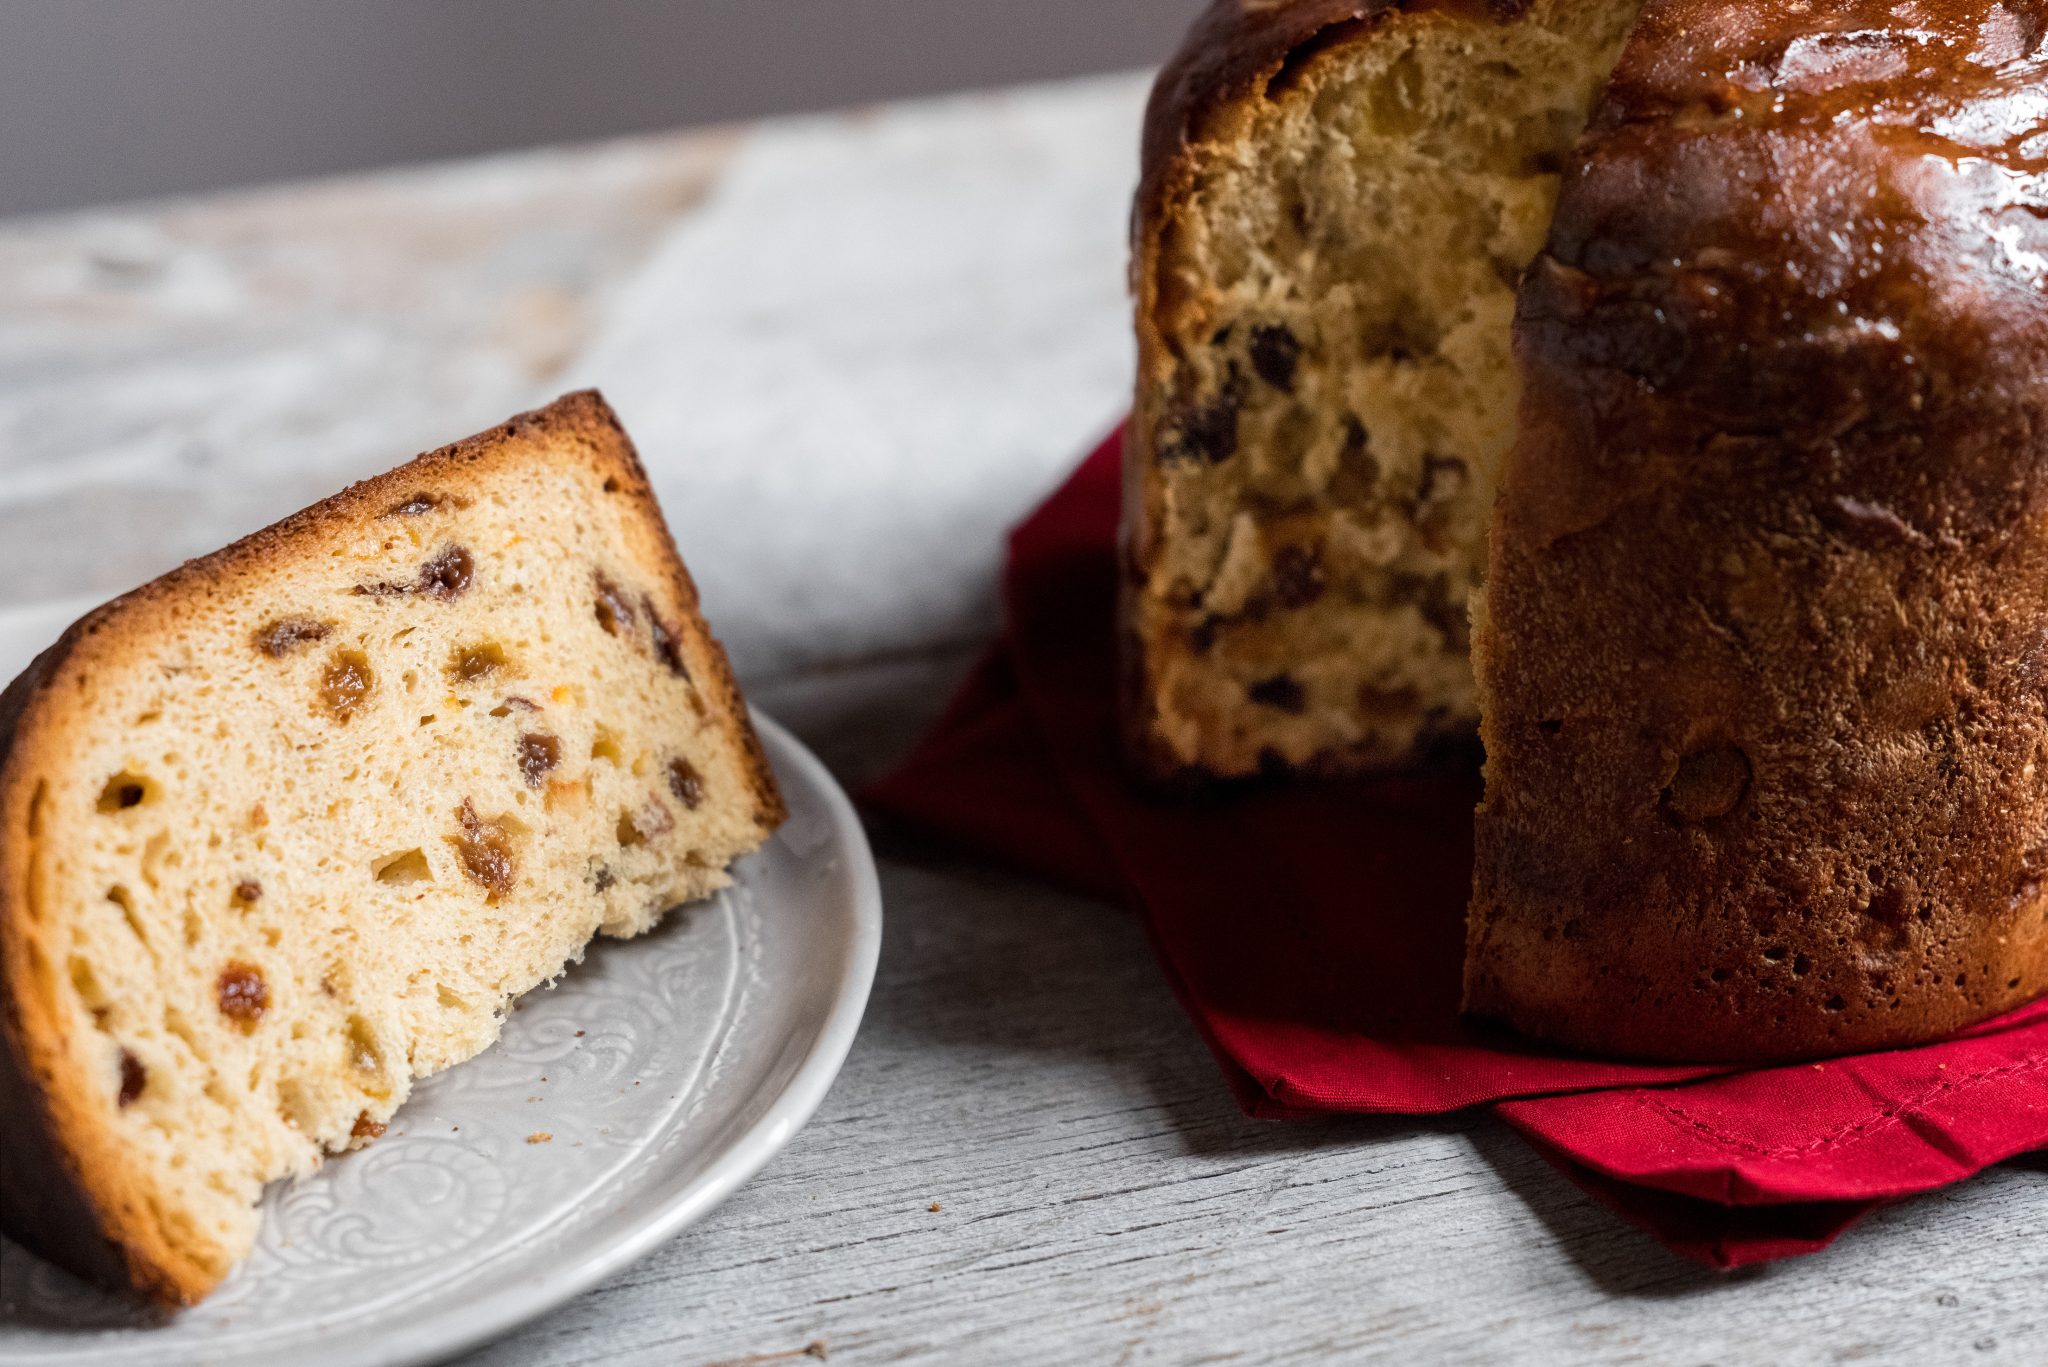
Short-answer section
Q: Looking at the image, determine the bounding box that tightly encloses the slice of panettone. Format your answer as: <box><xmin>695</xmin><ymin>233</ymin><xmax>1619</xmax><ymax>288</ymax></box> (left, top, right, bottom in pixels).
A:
<box><xmin>0</xmin><ymin>391</ymin><xmax>785</xmax><ymax>1304</ymax></box>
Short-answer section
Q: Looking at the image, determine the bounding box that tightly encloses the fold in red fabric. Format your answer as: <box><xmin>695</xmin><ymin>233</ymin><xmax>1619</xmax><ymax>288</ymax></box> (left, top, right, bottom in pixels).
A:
<box><xmin>865</xmin><ymin>426</ymin><xmax>2048</xmax><ymax>1268</ymax></box>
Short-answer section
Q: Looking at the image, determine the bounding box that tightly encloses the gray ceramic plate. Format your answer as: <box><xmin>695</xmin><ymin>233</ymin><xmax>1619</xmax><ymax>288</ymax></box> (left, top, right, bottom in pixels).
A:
<box><xmin>0</xmin><ymin>598</ymin><xmax>881</xmax><ymax>1367</ymax></box>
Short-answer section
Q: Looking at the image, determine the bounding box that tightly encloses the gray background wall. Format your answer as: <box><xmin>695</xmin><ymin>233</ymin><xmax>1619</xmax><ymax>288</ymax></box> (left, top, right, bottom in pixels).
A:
<box><xmin>0</xmin><ymin>0</ymin><xmax>1208</xmax><ymax>219</ymax></box>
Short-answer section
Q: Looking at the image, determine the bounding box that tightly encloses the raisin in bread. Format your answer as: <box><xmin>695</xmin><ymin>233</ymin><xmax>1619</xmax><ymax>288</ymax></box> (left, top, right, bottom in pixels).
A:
<box><xmin>1127</xmin><ymin>0</ymin><xmax>2048</xmax><ymax>1059</ymax></box>
<box><xmin>0</xmin><ymin>391</ymin><xmax>785</xmax><ymax>1303</ymax></box>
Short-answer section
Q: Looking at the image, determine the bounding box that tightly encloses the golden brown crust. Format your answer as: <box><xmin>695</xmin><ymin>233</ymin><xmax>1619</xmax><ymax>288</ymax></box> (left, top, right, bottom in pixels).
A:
<box><xmin>0</xmin><ymin>635</ymin><xmax>205</xmax><ymax>1303</ymax></box>
<box><xmin>1134</xmin><ymin>1</ymin><xmax>1398</xmax><ymax>232</ymax></box>
<box><xmin>1467</xmin><ymin>0</ymin><xmax>2048</xmax><ymax>1060</ymax></box>
<box><xmin>0</xmin><ymin>391</ymin><xmax>785</xmax><ymax>1301</ymax></box>
<box><xmin>1133</xmin><ymin>0</ymin><xmax>1541</xmax><ymax>220</ymax></box>
<box><xmin>606</xmin><ymin>422</ymin><xmax>789</xmax><ymax>839</ymax></box>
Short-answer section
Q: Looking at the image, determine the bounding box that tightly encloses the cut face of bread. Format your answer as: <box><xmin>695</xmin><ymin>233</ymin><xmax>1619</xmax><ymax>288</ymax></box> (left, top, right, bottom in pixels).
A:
<box><xmin>1126</xmin><ymin>0</ymin><xmax>1642</xmax><ymax>779</ymax></box>
<box><xmin>0</xmin><ymin>392</ymin><xmax>785</xmax><ymax>1303</ymax></box>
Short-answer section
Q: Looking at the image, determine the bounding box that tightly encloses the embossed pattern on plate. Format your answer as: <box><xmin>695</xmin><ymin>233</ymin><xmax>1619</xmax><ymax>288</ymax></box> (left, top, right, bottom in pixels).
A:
<box><xmin>0</xmin><ymin>696</ymin><xmax>881</xmax><ymax>1367</ymax></box>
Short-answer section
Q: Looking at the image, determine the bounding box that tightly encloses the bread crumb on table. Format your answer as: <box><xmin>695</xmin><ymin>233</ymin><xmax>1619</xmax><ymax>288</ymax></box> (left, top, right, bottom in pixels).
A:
<box><xmin>527</xmin><ymin>1132</ymin><xmax>553</xmax><ymax>1145</ymax></box>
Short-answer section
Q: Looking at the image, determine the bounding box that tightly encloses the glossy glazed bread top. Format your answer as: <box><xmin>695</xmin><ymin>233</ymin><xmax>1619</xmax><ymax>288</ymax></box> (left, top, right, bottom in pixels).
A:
<box><xmin>1467</xmin><ymin>0</ymin><xmax>2048</xmax><ymax>1058</ymax></box>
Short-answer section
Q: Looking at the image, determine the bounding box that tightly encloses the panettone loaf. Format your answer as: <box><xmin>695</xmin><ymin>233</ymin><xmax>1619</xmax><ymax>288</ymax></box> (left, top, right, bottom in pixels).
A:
<box><xmin>1467</xmin><ymin>0</ymin><xmax>2048</xmax><ymax>1059</ymax></box>
<box><xmin>1127</xmin><ymin>0</ymin><xmax>2048</xmax><ymax>1060</ymax></box>
<box><xmin>0</xmin><ymin>391</ymin><xmax>786</xmax><ymax>1303</ymax></box>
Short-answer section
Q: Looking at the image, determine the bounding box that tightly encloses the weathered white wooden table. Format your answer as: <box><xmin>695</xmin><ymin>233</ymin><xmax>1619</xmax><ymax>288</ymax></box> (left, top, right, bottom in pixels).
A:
<box><xmin>1</xmin><ymin>74</ymin><xmax>2041</xmax><ymax>1367</ymax></box>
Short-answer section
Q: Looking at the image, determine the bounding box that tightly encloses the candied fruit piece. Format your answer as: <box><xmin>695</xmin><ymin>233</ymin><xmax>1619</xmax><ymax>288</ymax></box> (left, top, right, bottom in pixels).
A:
<box><xmin>450</xmin><ymin>642</ymin><xmax>509</xmax><ymax>683</ymax></box>
<box><xmin>118</xmin><ymin>1049</ymin><xmax>147</xmax><ymax>1107</ymax></box>
<box><xmin>451</xmin><ymin>799</ymin><xmax>517</xmax><ymax>899</ymax></box>
<box><xmin>322</xmin><ymin>650</ymin><xmax>374</xmax><ymax>722</ymax></box>
<box><xmin>1162</xmin><ymin>377</ymin><xmax>1245</xmax><ymax>465</ymax></box>
<box><xmin>594</xmin><ymin>572</ymin><xmax>636</xmax><ymax>637</ymax></box>
<box><xmin>385</xmin><ymin>492</ymin><xmax>445</xmax><ymax>517</ymax></box>
<box><xmin>255</xmin><ymin>618</ymin><xmax>332</xmax><ymax>657</ymax></box>
<box><xmin>667</xmin><ymin>758</ymin><xmax>705</xmax><ymax>810</ymax></box>
<box><xmin>617</xmin><ymin>800</ymin><xmax>674</xmax><ymax>847</ymax></box>
<box><xmin>355</xmin><ymin>544</ymin><xmax>474</xmax><ymax>600</ymax></box>
<box><xmin>217</xmin><ymin>962</ymin><xmax>269</xmax><ymax>1027</ymax></box>
<box><xmin>644</xmin><ymin>597</ymin><xmax>691</xmax><ymax>678</ymax></box>
<box><xmin>518</xmin><ymin>733</ymin><xmax>561</xmax><ymax>789</ymax></box>
<box><xmin>418</xmin><ymin>545</ymin><xmax>474</xmax><ymax>600</ymax></box>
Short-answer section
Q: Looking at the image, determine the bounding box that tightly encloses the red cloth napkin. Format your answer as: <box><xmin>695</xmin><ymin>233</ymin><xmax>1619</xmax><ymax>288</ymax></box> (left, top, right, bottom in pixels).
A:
<box><xmin>865</xmin><ymin>426</ymin><xmax>2048</xmax><ymax>1269</ymax></box>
